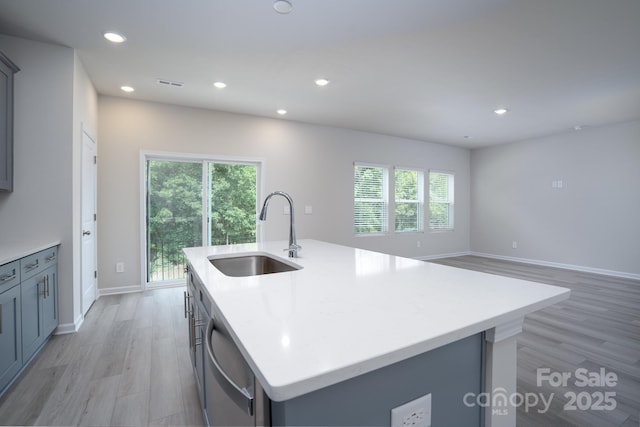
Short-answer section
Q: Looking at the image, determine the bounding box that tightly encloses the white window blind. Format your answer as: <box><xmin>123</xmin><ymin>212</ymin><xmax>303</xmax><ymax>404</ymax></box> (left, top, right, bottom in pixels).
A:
<box><xmin>395</xmin><ymin>168</ymin><xmax>424</xmax><ymax>233</ymax></box>
<box><xmin>429</xmin><ymin>171</ymin><xmax>454</xmax><ymax>230</ymax></box>
<box><xmin>354</xmin><ymin>164</ymin><xmax>389</xmax><ymax>234</ymax></box>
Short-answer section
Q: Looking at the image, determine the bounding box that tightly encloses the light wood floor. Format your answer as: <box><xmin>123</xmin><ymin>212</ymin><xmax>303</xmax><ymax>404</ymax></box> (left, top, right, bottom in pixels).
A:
<box><xmin>431</xmin><ymin>255</ymin><xmax>640</xmax><ymax>427</ymax></box>
<box><xmin>0</xmin><ymin>286</ymin><xmax>205</xmax><ymax>427</ymax></box>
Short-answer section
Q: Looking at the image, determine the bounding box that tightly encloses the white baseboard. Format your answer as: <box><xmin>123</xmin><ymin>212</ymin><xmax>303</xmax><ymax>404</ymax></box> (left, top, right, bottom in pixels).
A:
<box><xmin>55</xmin><ymin>313</ymin><xmax>84</xmax><ymax>335</ymax></box>
<box><xmin>415</xmin><ymin>251</ymin><xmax>471</xmax><ymax>261</ymax></box>
<box><xmin>98</xmin><ymin>284</ymin><xmax>144</xmax><ymax>296</ymax></box>
<box><xmin>470</xmin><ymin>252</ymin><xmax>640</xmax><ymax>281</ymax></box>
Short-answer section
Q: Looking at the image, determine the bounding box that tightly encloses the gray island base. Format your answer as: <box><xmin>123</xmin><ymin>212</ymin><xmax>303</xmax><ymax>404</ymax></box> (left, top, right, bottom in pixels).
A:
<box><xmin>271</xmin><ymin>333</ymin><xmax>482</xmax><ymax>426</ymax></box>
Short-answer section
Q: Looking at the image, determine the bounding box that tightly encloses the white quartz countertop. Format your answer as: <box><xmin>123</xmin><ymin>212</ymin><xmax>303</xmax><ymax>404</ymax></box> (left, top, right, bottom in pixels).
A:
<box><xmin>184</xmin><ymin>239</ymin><xmax>570</xmax><ymax>402</ymax></box>
<box><xmin>0</xmin><ymin>241</ymin><xmax>61</xmax><ymax>266</ymax></box>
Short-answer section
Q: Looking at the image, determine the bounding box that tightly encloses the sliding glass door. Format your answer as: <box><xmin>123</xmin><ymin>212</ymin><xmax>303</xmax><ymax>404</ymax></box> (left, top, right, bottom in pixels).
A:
<box><xmin>145</xmin><ymin>155</ymin><xmax>259</xmax><ymax>285</ymax></box>
<box><xmin>208</xmin><ymin>163</ymin><xmax>257</xmax><ymax>246</ymax></box>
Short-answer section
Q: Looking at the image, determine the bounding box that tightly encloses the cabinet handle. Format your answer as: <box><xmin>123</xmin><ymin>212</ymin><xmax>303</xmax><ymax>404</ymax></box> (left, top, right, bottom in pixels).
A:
<box><xmin>0</xmin><ymin>273</ymin><xmax>16</xmax><ymax>282</ymax></box>
<box><xmin>187</xmin><ymin>314</ymin><xmax>192</xmax><ymax>349</ymax></box>
<box><xmin>183</xmin><ymin>291</ymin><xmax>193</xmax><ymax>318</ymax></box>
<box><xmin>190</xmin><ymin>314</ymin><xmax>205</xmax><ymax>352</ymax></box>
<box><xmin>25</xmin><ymin>262</ymin><xmax>39</xmax><ymax>270</ymax></box>
<box><xmin>46</xmin><ymin>254</ymin><xmax>56</xmax><ymax>262</ymax></box>
<box><xmin>190</xmin><ymin>314</ymin><xmax>196</xmax><ymax>352</ymax></box>
<box><xmin>46</xmin><ymin>275</ymin><xmax>50</xmax><ymax>298</ymax></box>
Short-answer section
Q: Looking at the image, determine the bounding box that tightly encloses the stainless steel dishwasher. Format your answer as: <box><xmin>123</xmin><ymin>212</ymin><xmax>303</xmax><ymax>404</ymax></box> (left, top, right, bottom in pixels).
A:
<box><xmin>205</xmin><ymin>314</ymin><xmax>270</xmax><ymax>426</ymax></box>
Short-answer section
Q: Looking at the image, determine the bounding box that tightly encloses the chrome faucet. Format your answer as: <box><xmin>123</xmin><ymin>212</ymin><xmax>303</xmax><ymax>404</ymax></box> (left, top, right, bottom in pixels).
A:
<box><xmin>259</xmin><ymin>191</ymin><xmax>301</xmax><ymax>258</ymax></box>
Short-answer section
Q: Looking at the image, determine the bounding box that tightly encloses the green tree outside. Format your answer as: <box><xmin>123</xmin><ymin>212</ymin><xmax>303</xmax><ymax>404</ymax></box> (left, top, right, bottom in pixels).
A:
<box><xmin>209</xmin><ymin>163</ymin><xmax>257</xmax><ymax>245</ymax></box>
<box><xmin>147</xmin><ymin>160</ymin><xmax>257</xmax><ymax>282</ymax></box>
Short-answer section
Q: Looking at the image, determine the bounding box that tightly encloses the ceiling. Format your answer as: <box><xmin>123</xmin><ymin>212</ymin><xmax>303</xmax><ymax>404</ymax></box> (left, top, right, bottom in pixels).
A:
<box><xmin>1</xmin><ymin>0</ymin><xmax>639</xmax><ymax>148</ymax></box>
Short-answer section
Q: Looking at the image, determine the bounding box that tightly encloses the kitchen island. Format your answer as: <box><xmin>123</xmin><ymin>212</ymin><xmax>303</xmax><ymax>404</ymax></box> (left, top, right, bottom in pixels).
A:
<box><xmin>184</xmin><ymin>239</ymin><xmax>570</xmax><ymax>426</ymax></box>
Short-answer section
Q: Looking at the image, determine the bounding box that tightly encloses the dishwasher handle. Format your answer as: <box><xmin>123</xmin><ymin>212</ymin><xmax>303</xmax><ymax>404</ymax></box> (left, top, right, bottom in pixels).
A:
<box><xmin>206</xmin><ymin>317</ymin><xmax>254</xmax><ymax>416</ymax></box>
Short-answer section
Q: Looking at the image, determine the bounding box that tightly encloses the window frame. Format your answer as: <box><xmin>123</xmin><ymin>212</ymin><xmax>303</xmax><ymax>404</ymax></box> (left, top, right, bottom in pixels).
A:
<box><xmin>394</xmin><ymin>167</ymin><xmax>425</xmax><ymax>233</ymax></box>
<box><xmin>428</xmin><ymin>170</ymin><xmax>455</xmax><ymax>231</ymax></box>
<box><xmin>353</xmin><ymin>162</ymin><xmax>390</xmax><ymax>236</ymax></box>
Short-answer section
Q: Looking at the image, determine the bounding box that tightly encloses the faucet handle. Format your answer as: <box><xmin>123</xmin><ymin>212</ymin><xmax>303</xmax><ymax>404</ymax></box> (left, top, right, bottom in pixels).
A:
<box><xmin>284</xmin><ymin>244</ymin><xmax>302</xmax><ymax>258</ymax></box>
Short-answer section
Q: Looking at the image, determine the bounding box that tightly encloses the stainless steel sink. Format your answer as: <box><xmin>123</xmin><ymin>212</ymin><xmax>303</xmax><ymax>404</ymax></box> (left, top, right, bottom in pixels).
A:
<box><xmin>209</xmin><ymin>254</ymin><xmax>301</xmax><ymax>277</ymax></box>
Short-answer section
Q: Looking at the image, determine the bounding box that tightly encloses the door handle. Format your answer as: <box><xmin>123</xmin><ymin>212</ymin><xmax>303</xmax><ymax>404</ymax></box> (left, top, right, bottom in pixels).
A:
<box><xmin>83</xmin><ymin>230</ymin><xmax>91</xmax><ymax>236</ymax></box>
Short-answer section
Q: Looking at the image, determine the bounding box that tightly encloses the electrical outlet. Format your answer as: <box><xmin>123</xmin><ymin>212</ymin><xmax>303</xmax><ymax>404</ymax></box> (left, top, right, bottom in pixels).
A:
<box><xmin>116</xmin><ymin>262</ymin><xmax>124</xmax><ymax>273</ymax></box>
<box><xmin>391</xmin><ymin>393</ymin><xmax>431</xmax><ymax>427</ymax></box>
<box><xmin>512</xmin><ymin>241</ymin><xmax>517</xmax><ymax>249</ymax></box>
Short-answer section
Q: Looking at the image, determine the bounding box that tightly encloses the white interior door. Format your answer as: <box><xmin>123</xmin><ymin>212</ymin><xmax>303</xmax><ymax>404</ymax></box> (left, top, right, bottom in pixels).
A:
<box><xmin>81</xmin><ymin>130</ymin><xmax>97</xmax><ymax>315</ymax></box>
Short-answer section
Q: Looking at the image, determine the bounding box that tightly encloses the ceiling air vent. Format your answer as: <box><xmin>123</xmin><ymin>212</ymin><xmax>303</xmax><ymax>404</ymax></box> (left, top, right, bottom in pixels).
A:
<box><xmin>157</xmin><ymin>79</ymin><xmax>184</xmax><ymax>88</ymax></box>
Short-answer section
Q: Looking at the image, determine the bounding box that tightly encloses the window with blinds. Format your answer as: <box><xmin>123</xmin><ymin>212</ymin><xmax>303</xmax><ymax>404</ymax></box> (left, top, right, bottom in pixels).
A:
<box><xmin>395</xmin><ymin>168</ymin><xmax>424</xmax><ymax>233</ymax></box>
<box><xmin>354</xmin><ymin>164</ymin><xmax>389</xmax><ymax>234</ymax></box>
<box><xmin>429</xmin><ymin>171</ymin><xmax>454</xmax><ymax>230</ymax></box>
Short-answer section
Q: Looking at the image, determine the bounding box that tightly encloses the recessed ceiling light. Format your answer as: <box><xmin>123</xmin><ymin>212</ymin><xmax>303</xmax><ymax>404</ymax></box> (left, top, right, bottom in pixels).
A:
<box><xmin>273</xmin><ymin>0</ymin><xmax>293</xmax><ymax>14</ymax></box>
<box><xmin>120</xmin><ymin>86</ymin><xmax>135</xmax><ymax>93</ymax></box>
<box><xmin>314</xmin><ymin>78</ymin><xmax>330</xmax><ymax>87</ymax></box>
<box><xmin>276</xmin><ymin>109</ymin><xmax>287</xmax><ymax>115</ymax></box>
<box><xmin>494</xmin><ymin>108</ymin><xmax>508</xmax><ymax>115</ymax></box>
<box><xmin>103</xmin><ymin>32</ymin><xmax>126</xmax><ymax>43</ymax></box>
<box><xmin>213</xmin><ymin>81</ymin><xmax>227</xmax><ymax>89</ymax></box>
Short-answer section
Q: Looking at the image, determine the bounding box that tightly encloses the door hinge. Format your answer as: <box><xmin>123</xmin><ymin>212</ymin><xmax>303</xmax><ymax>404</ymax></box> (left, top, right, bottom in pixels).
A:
<box><xmin>94</xmin><ymin>271</ymin><xmax>97</xmax><ymax>279</ymax></box>
<box><xmin>93</xmin><ymin>155</ymin><xmax>97</xmax><ymax>164</ymax></box>
<box><xmin>94</xmin><ymin>213</ymin><xmax>97</xmax><ymax>221</ymax></box>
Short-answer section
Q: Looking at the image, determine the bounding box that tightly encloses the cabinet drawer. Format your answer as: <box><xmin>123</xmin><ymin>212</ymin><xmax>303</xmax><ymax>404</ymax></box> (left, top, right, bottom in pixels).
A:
<box><xmin>40</xmin><ymin>247</ymin><xmax>58</xmax><ymax>269</ymax></box>
<box><xmin>20</xmin><ymin>247</ymin><xmax>57</xmax><ymax>281</ymax></box>
<box><xmin>0</xmin><ymin>261</ymin><xmax>19</xmax><ymax>294</ymax></box>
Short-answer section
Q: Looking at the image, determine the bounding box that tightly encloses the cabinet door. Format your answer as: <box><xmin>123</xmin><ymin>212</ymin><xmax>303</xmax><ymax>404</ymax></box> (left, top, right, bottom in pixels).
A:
<box><xmin>20</xmin><ymin>272</ymin><xmax>44</xmax><ymax>362</ymax></box>
<box><xmin>0</xmin><ymin>284</ymin><xmax>22</xmax><ymax>393</ymax></box>
<box><xmin>187</xmin><ymin>269</ymin><xmax>207</xmax><ymax>410</ymax></box>
<box><xmin>42</xmin><ymin>266</ymin><xmax>58</xmax><ymax>337</ymax></box>
<box><xmin>0</xmin><ymin>51</ymin><xmax>19</xmax><ymax>192</ymax></box>
<box><xmin>20</xmin><ymin>266</ymin><xmax>57</xmax><ymax>362</ymax></box>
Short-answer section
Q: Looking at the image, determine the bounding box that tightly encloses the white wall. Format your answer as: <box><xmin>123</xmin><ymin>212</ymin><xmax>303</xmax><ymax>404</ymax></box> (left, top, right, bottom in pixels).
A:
<box><xmin>0</xmin><ymin>35</ymin><xmax>97</xmax><ymax>330</ymax></box>
<box><xmin>0</xmin><ymin>35</ymin><xmax>77</xmax><ymax>327</ymax></box>
<box><xmin>98</xmin><ymin>96</ymin><xmax>471</xmax><ymax>291</ymax></box>
<box><xmin>470</xmin><ymin>120</ymin><xmax>640</xmax><ymax>276</ymax></box>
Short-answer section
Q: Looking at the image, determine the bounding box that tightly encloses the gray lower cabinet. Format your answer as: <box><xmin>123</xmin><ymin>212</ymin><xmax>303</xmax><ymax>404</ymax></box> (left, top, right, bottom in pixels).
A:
<box><xmin>0</xmin><ymin>246</ymin><xmax>58</xmax><ymax>396</ymax></box>
<box><xmin>0</xmin><ymin>284</ymin><xmax>22</xmax><ymax>392</ymax></box>
<box><xmin>186</xmin><ymin>266</ymin><xmax>208</xmax><ymax>420</ymax></box>
<box><xmin>20</xmin><ymin>264</ymin><xmax>57</xmax><ymax>362</ymax></box>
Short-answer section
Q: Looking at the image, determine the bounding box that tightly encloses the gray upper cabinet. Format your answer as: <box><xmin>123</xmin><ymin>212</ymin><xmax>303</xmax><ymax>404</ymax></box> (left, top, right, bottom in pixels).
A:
<box><xmin>0</xmin><ymin>51</ymin><xmax>20</xmax><ymax>192</ymax></box>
